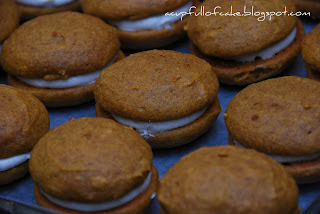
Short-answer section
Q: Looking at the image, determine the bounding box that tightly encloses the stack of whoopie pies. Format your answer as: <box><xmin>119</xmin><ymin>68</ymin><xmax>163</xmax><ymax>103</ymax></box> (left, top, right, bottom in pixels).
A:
<box><xmin>1</xmin><ymin>0</ymin><xmax>320</xmax><ymax>213</ymax></box>
<box><xmin>30</xmin><ymin>117</ymin><xmax>158</xmax><ymax>214</ymax></box>
<box><xmin>158</xmin><ymin>146</ymin><xmax>299</xmax><ymax>214</ymax></box>
<box><xmin>225</xmin><ymin>76</ymin><xmax>320</xmax><ymax>184</ymax></box>
<box><xmin>0</xmin><ymin>85</ymin><xmax>49</xmax><ymax>185</ymax></box>
<box><xmin>81</xmin><ymin>0</ymin><xmax>194</xmax><ymax>49</ymax></box>
<box><xmin>1</xmin><ymin>11</ymin><xmax>123</xmax><ymax>107</ymax></box>
<box><xmin>186</xmin><ymin>0</ymin><xmax>305</xmax><ymax>85</ymax></box>
<box><xmin>94</xmin><ymin>50</ymin><xmax>221</xmax><ymax>149</ymax></box>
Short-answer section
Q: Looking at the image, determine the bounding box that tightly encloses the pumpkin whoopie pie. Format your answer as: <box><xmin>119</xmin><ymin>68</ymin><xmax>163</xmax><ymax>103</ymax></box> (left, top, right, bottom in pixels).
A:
<box><xmin>81</xmin><ymin>0</ymin><xmax>194</xmax><ymax>49</ymax></box>
<box><xmin>0</xmin><ymin>84</ymin><xmax>49</xmax><ymax>185</ymax></box>
<box><xmin>1</xmin><ymin>11</ymin><xmax>123</xmax><ymax>107</ymax></box>
<box><xmin>30</xmin><ymin>117</ymin><xmax>158</xmax><ymax>214</ymax></box>
<box><xmin>186</xmin><ymin>0</ymin><xmax>305</xmax><ymax>85</ymax></box>
<box><xmin>295</xmin><ymin>0</ymin><xmax>320</xmax><ymax>19</ymax></box>
<box><xmin>15</xmin><ymin>0</ymin><xmax>81</xmax><ymax>20</ymax></box>
<box><xmin>158</xmin><ymin>146</ymin><xmax>299</xmax><ymax>214</ymax></box>
<box><xmin>0</xmin><ymin>0</ymin><xmax>19</xmax><ymax>46</ymax></box>
<box><xmin>302</xmin><ymin>24</ymin><xmax>320</xmax><ymax>81</ymax></box>
<box><xmin>224</xmin><ymin>76</ymin><xmax>320</xmax><ymax>184</ymax></box>
<box><xmin>94</xmin><ymin>50</ymin><xmax>221</xmax><ymax>149</ymax></box>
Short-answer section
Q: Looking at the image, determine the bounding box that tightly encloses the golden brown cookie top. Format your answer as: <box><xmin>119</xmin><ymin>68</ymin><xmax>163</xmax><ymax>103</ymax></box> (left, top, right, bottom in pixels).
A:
<box><xmin>225</xmin><ymin>76</ymin><xmax>320</xmax><ymax>156</ymax></box>
<box><xmin>186</xmin><ymin>0</ymin><xmax>297</xmax><ymax>57</ymax></box>
<box><xmin>0</xmin><ymin>84</ymin><xmax>49</xmax><ymax>159</ymax></box>
<box><xmin>302</xmin><ymin>24</ymin><xmax>320</xmax><ymax>71</ymax></box>
<box><xmin>94</xmin><ymin>50</ymin><xmax>219</xmax><ymax>121</ymax></box>
<box><xmin>81</xmin><ymin>0</ymin><xmax>190</xmax><ymax>20</ymax></box>
<box><xmin>1</xmin><ymin>11</ymin><xmax>120</xmax><ymax>79</ymax></box>
<box><xmin>158</xmin><ymin>146</ymin><xmax>299</xmax><ymax>214</ymax></box>
<box><xmin>0</xmin><ymin>0</ymin><xmax>20</xmax><ymax>44</ymax></box>
<box><xmin>29</xmin><ymin>117</ymin><xmax>153</xmax><ymax>202</ymax></box>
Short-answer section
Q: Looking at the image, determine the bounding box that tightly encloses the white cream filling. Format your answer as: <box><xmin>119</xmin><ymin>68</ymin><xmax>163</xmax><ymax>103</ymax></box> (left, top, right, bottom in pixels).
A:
<box><xmin>15</xmin><ymin>0</ymin><xmax>75</xmax><ymax>7</ymax></box>
<box><xmin>107</xmin><ymin>1</ymin><xmax>193</xmax><ymax>31</ymax></box>
<box><xmin>234</xmin><ymin>139</ymin><xmax>320</xmax><ymax>163</ymax></box>
<box><xmin>112</xmin><ymin>107</ymin><xmax>207</xmax><ymax>138</ymax></box>
<box><xmin>16</xmin><ymin>55</ymin><xmax>117</xmax><ymax>89</ymax></box>
<box><xmin>227</xmin><ymin>27</ymin><xmax>297</xmax><ymax>63</ymax></box>
<box><xmin>0</xmin><ymin>153</ymin><xmax>30</xmax><ymax>172</ymax></box>
<box><xmin>40</xmin><ymin>171</ymin><xmax>152</xmax><ymax>212</ymax></box>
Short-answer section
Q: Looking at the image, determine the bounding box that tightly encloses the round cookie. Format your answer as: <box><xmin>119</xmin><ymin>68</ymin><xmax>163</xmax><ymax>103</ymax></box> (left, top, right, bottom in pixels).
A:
<box><xmin>0</xmin><ymin>0</ymin><xmax>19</xmax><ymax>45</ymax></box>
<box><xmin>295</xmin><ymin>0</ymin><xmax>320</xmax><ymax>19</ymax></box>
<box><xmin>158</xmin><ymin>146</ymin><xmax>299</xmax><ymax>214</ymax></box>
<box><xmin>81</xmin><ymin>0</ymin><xmax>194</xmax><ymax>49</ymax></box>
<box><xmin>30</xmin><ymin>117</ymin><xmax>158</xmax><ymax>214</ymax></box>
<box><xmin>224</xmin><ymin>76</ymin><xmax>320</xmax><ymax>183</ymax></box>
<box><xmin>94</xmin><ymin>50</ymin><xmax>221</xmax><ymax>148</ymax></box>
<box><xmin>16</xmin><ymin>0</ymin><xmax>81</xmax><ymax>20</ymax></box>
<box><xmin>1</xmin><ymin>11</ymin><xmax>122</xmax><ymax>107</ymax></box>
<box><xmin>186</xmin><ymin>0</ymin><xmax>305</xmax><ymax>85</ymax></box>
<box><xmin>302</xmin><ymin>24</ymin><xmax>320</xmax><ymax>81</ymax></box>
<box><xmin>0</xmin><ymin>84</ymin><xmax>49</xmax><ymax>185</ymax></box>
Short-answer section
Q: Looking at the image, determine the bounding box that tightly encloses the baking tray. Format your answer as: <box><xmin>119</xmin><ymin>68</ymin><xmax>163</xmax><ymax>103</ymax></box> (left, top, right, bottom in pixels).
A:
<box><xmin>0</xmin><ymin>18</ymin><xmax>319</xmax><ymax>214</ymax></box>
